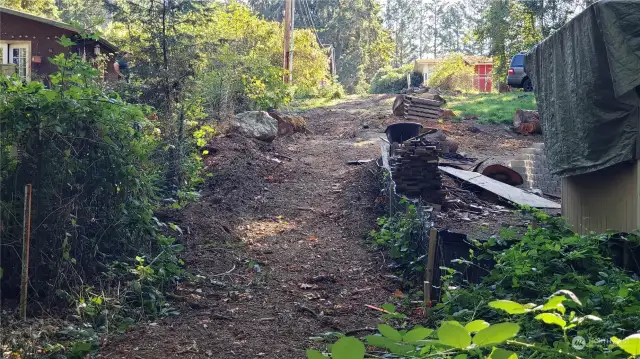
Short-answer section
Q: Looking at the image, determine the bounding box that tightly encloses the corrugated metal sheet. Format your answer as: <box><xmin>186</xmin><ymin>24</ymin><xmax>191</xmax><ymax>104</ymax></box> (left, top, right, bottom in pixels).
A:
<box><xmin>562</xmin><ymin>161</ymin><xmax>640</xmax><ymax>233</ymax></box>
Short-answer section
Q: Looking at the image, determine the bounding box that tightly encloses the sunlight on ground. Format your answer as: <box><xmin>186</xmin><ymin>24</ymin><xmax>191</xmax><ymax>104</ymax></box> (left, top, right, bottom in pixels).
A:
<box><xmin>238</xmin><ymin>217</ymin><xmax>297</xmax><ymax>245</ymax></box>
<box><xmin>353</xmin><ymin>139</ymin><xmax>377</xmax><ymax>147</ymax></box>
<box><xmin>289</xmin><ymin>95</ymin><xmax>359</xmax><ymax>110</ymax></box>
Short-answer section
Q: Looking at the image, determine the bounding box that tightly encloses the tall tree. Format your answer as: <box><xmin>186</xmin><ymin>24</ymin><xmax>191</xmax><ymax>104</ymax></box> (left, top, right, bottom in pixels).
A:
<box><xmin>0</xmin><ymin>0</ymin><xmax>58</xmax><ymax>17</ymax></box>
<box><xmin>475</xmin><ymin>0</ymin><xmax>541</xmax><ymax>82</ymax></box>
<box><xmin>248</xmin><ymin>0</ymin><xmax>393</xmax><ymax>93</ymax></box>
<box><xmin>57</xmin><ymin>0</ymin><xmax>108</xmax><ymax>29</ymax></box>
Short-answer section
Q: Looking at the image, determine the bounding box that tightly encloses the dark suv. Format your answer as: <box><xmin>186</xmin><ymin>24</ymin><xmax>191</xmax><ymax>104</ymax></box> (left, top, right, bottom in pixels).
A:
<box><xmin>507</xmin><ymin>52</ymin><xmax>533</xmax><ymax>92</ymax></box>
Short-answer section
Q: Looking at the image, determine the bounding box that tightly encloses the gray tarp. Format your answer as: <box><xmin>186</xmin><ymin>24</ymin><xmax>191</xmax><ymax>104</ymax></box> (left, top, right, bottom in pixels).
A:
<box><xmin>525</xmin><ymin>0</ymin><xmax>640</xmax><ymax>177</ymax></box>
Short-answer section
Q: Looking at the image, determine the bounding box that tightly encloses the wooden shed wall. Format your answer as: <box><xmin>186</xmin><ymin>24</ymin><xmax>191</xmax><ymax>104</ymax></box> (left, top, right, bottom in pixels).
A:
<box><xmin>0</xmin><ymin>12</ymin><xmax>117</xmax><ymax>81</ymax></box>
<box><xmin>562</xmin><ymin>161</ymin><xmax>640</xmax><ymax>233</ymax></box>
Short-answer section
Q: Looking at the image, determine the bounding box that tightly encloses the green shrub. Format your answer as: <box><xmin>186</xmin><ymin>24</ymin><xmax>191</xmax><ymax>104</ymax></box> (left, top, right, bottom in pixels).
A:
<box><xmin>429</xmin><ymin>53</ymin><xmax>475</xmax><ymax>91</ymax></box>
<box><xmin>438</xmin><ymin>209</ymin><xmax>640</xmax><ymax>356</ymax></box>
<box><xmin>369</xmin><ymin>201</ymin><xmax>425</xmax><ymax>287</ymax></box>
<box><xmin>370</xmin><ymin>64</ymin><xmax>422</xmax><ymax>94</ymax></box>
<box><xmin>0</xmin><ymin>52</ymin><xmax>160</xmax><ymax>300</ymax></box>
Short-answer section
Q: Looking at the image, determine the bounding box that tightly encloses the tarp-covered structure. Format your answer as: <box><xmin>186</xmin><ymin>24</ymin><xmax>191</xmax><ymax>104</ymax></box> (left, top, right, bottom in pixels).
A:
<box><xmin>526</xmin><ymin>0</ymin><xmax>640</xmax><ymax>177</ymax></box>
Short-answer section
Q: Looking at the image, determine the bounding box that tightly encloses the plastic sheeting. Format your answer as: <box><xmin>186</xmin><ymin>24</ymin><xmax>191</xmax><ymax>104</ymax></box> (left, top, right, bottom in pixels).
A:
<box><xmin>525</xmin><ymin>0</ymin><xmax>640</xmax><ymax>177</ymax></box>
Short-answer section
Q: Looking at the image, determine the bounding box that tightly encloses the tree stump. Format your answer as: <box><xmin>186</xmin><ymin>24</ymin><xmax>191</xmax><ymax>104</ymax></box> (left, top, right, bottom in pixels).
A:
<box><xmin>513</xmin><ymin>109</ymin><xmax>541</xmax><ymax>135</ymax></box>
<box><xmin>392</xmin><ymin>95</ymin><xmax>406</xmax><ymax>116</ymax></box>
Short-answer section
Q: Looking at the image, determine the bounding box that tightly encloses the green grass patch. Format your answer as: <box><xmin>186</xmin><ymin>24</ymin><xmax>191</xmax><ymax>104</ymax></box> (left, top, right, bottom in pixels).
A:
<box><xmin>445</xmin><ymin>92</ymin><xmax>537</xmax><ymax>124</ymax></box>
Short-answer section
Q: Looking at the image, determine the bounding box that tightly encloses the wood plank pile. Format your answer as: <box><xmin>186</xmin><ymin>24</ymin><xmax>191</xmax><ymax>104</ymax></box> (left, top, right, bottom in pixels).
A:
<box><xmin>403</xmin><ymin>96</ymin><xmax>444</xmax><ymax>121</ymax></box>
<box><xmin>389</xmin><ymin>139</ymin><xmax>444</xmax><ymax>204</ymax></box>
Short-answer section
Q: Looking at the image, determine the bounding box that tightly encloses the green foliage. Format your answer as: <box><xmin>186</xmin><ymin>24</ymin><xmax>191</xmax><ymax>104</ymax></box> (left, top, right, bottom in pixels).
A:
<box><xmin>0</xmin><ymin>52</ymin><xmax>162</xmax><ymax>294</ymax></box>
<box><xmin>369</xmin><ymin>201</ymin><xmax>426</xmax><ymax>286</ymax></box>
<box><xmin>436</xmin><ymin>210</ymin><xmax>640</xmax><ymax>358</ymax></box>
<box><xmin>428</xmin><ymin>54</ymin><xmax>475</xmax><ymax>91</ymax></box>
<box><xmin>107</xmin><ymin>2</ymin><xmax>328</xmax><ymax>117</ymax></box>
<box><xmin>445</xmin><ymin>92</ymin><xmax>537</xmax><ymax>123</ymax></box>
<box><xmin>308</xmin><ymin>291</ymin><xmax>640</xmax><ymax>358</ymax></box>
<box><xmin>370</xmin><ymin>65</ymin><xmax>422</xmax><ymax>94</ymax></box>
<box><xmin>475</xmin><ymin>0</ymin><xmax>542</xmax><ymax>83</ymax></box>
<box><xmin>0</xmin><ymin>0</ymin><xmax>59</xmax><ymax>18</ymax></box>
<box><xmin>249</xmin><ymin>0</ymin><xmax>394</xmax><ymax>94</ymax></box>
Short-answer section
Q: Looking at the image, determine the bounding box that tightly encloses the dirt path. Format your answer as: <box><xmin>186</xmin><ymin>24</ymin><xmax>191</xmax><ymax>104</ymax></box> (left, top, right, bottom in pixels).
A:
<box><xmin>100</xmin><ymin>96</ymin><xmax>398</xmax><ymax>359</ymax></box>
<box><xmin>101</xmin><ymin>94</ymin><xmax>537</xmax><ymax>359</ymax></box>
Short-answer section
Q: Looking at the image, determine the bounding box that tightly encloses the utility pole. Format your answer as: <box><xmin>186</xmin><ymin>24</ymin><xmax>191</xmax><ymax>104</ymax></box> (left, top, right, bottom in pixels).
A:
<box><xmin>283</xmin><ymin>0</ymin><xmax>295</xmax><ymax>84</ymax></box>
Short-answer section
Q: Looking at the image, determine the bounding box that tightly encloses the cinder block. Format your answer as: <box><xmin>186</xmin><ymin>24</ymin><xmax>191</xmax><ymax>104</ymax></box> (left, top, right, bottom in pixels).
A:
<box><xmin>522</xmin><ymin>148</ymin><xmax>543</xmax><ymax>155</ymax></box>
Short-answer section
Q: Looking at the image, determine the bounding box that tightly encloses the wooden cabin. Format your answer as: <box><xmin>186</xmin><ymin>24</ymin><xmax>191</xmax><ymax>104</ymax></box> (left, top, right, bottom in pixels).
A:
<box><xmin>0</xmin><ymin>6</ymin><xmax>119</xmax><ymax>82</ymax></box>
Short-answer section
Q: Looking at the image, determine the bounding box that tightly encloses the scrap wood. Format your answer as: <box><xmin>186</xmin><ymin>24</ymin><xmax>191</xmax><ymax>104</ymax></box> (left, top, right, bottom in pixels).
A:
<box><xmin>438</xmin><ymin>166</ymin><xmax>561</xmax><ymax>209</ymax></box>
<box><xmin>365</xmin><ymin>304</ymin><xmax>392</xmax><ymax>314</ymax></box>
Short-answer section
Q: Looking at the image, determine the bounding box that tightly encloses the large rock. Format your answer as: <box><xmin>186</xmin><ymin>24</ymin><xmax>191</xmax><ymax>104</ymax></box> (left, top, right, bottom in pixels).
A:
<box><xmin>231</xmin><ymin>111</ymin><xmax>278</xmax><ymax>142</ymax></box>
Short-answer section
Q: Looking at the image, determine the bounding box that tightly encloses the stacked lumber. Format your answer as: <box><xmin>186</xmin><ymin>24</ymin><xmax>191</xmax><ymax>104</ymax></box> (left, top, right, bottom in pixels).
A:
<box><xmin>389</xmin><ymin>141</ymin><xmax>444</xmax><ymax>204</ymax></box>
<box><xmin>403</xmin><ymin>96</ymin><xmax>444</xmax><ymax>121</ymax></box>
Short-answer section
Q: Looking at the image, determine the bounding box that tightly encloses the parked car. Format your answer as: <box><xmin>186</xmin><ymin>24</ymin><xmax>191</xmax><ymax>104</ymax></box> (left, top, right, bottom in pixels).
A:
<box><xmin>507</xmin><ymin>52</ymin><xmax>533</xmax><ymax>92</ymax></box>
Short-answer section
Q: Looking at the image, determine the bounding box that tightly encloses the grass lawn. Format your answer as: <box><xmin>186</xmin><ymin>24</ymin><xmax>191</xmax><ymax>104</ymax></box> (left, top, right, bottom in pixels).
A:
<box><xmin>445</xmin><ymin>92</ymin><xmax>537</xmax><ymax>124</ymax></box>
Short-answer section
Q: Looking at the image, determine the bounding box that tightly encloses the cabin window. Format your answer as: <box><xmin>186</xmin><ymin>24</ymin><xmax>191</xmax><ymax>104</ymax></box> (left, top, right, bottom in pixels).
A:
<box><xmin>0</xmin><ymin>41</ymin><xmax>31</xmax><ymax>81</ymax></box>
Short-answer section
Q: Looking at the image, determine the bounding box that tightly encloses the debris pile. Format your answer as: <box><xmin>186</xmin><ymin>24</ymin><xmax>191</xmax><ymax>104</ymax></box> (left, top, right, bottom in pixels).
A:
<box><xmin>389</xmin><ymin>138</ymin><xmax>444</xmax><ymax>204</ymax></box>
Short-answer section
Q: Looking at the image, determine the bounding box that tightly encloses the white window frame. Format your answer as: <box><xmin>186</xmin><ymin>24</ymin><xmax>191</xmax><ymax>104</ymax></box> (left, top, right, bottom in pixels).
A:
<box><xmin>0</xmin><ymin>41</ymin><xmax>31</xmax><ymax>81</ymax></box>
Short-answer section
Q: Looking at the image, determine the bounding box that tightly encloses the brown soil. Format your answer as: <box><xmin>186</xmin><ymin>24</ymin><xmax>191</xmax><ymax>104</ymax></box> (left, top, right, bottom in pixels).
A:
<box><xmin>98</xmin><ymin>95</ymin><xmax>539</xmax><ymax>358</ymax></box>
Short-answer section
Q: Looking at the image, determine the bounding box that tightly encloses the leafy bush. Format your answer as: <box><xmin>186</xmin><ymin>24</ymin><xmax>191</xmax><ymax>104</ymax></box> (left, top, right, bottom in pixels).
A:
<box><xmin>0</xmin><ymin>52</ymin><xmax>161</xmax><ymax>301</ymax></box>
<box><xmin>307</xmin><ymin>291</ymin><xmax>640</xmax><ymax>358</ymax></box>
<box><xmin>429</xmin><ymin>54</ymin><xmax>475</xmax><ymax>91</ymax></box>
<box><xmin>369</xmin><ymin>201</ymin><xmax>426</xmax><ymax>287</ymax></box>
<box><xmin>316</xmin><ymin>81</ymin><xmax>345</xmax><ymax>100</ymax></box>
<box><xmin>370</xmin><ymin>64</ymin><xmax>422</xmax><ymax>94</ymax></box>
<box><xmin>106</xmin><ymin>3</ymin><xmax>329</xmax><ymax>118</ymax></box>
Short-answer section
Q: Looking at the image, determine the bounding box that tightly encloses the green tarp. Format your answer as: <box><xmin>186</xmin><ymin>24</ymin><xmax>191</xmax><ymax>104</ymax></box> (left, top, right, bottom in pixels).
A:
<box><xmin>525</xmin><ymin>0</ymin><xmax>640</xmax><ymax>177</ymax></box>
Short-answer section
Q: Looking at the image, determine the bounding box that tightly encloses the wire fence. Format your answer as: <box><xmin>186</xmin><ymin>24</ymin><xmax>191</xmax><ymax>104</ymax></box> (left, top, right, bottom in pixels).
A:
<box><xmin>378</xmin><ymin>139</ymin><xmax>492</xmax><ymax>302</ymax></box>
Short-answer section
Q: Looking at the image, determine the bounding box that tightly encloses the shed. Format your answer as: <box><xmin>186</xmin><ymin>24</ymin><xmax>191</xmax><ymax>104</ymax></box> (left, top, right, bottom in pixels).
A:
<box><xmin>526</xmin><ymin>0</ymin><xmax>640</xmax><ymax>234</ymax></box>
<box><xmin>0</xmin><ymin>6</ymin><xmax>119</xmax><ymax>82</ymax></box>
<box><xmin>413</xmin><ymin>56</ymin><xmax>493</xmax><ymax>92</ymax></box>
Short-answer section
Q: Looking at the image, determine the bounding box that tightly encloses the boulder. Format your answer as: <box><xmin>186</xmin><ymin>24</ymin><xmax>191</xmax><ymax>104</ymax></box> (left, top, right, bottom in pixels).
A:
<box><xmin>231</xmin><ymin>111</ymin><xmax>278</xmax><ymax>142</ymax></box>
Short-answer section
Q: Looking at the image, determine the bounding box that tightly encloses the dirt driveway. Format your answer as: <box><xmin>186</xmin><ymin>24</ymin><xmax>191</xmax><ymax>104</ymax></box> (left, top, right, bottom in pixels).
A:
<box><xmin>100</xmin><ymin>95</ymin><xmax>535</xmax><ymax>358</ymax></box>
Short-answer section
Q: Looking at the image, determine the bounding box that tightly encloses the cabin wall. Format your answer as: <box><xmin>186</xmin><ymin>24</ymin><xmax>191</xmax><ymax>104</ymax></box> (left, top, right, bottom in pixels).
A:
<box><xmin>0</xmin><ymin>12</ymin><xmax>117</xmax><ymax>81</ymax></box>
<box><xmin>562</xmin><ymin>161</ymin><xmax>640</xmax><ymax>234</ymax></box>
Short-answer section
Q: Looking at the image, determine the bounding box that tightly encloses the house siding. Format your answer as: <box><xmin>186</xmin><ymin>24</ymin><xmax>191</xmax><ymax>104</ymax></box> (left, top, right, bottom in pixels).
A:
<box><xmin>0</xmin><ymin>11</ymin><xmax>117</xmax><ymax>82</ymax></box>
<box><xmin>561</xmin><ymin>160</ymin><xmax>640</xmax><ymax>234</ymax></box>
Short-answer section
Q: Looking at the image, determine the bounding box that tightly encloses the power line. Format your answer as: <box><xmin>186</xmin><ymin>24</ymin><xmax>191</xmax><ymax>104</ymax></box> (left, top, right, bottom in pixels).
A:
<box><xmin>300</xmin><ymin>0</ymin><xmax>322</xmax><ymax>47</ymax></box>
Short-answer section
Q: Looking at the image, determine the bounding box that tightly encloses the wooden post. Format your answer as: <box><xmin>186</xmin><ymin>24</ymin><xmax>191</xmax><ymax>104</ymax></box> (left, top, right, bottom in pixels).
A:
<box><xmin>20</xmin><ymin>184</ymin><xmax>33</xmax><ymax>321</ymax></box>
<box><xmin>283</xmin><ymin>0</ymin><xmax>295</xmax><ymax>84</ymax></box>
<box><xmin>424</xmin><ymin>228</ymin><xmax>438</xmax><ymax>313</ymax></box>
